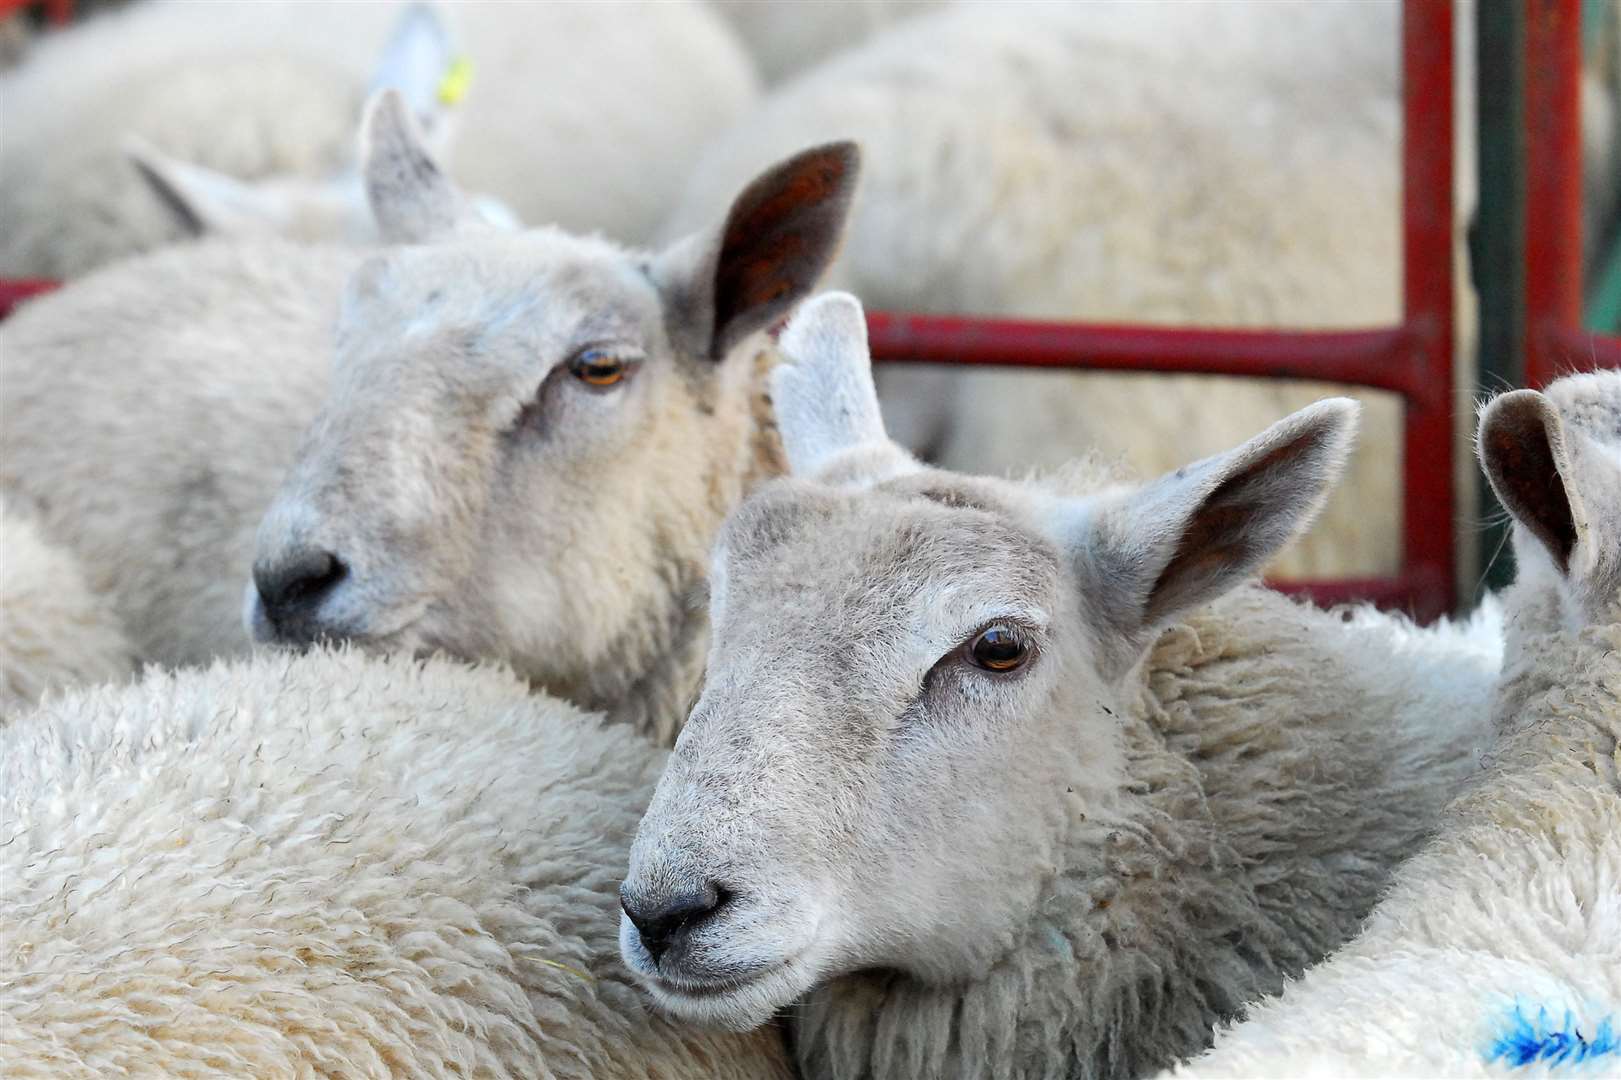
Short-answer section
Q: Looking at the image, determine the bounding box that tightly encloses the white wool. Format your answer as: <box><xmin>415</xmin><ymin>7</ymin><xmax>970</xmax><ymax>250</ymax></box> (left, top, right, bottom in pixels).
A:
<box><xmin>1167</xmin><ymin>591</ymin><xmax>1619</xmax><ymax>1079</ymax></box>
<box><xmin>0</xmin><ymin>498</ymin><xmax>132</xmax><ymax>716</ymax></box>
<box><xmin>1169</xmin><ymin>373</ymin><xmax>1621</xmax><ymax>1078</ymax></box>
<box><xmin>0</xmin><ymin>239</ymin><xmax>360</xmax><ymax>674</ymax></box>
<box><xmin>434</xmin><ymin>1</ymin><xmax>759</xmax><ymax>243</ymax></box>
<box><xmin>0</xmin><ymin>0</ymin><xmax>759</xmax><ymax>276</ymax></box>
<box><xmin>0</xmin><ymin>648</ymin><xmax>792</xmax><ymax>1078</ymax></box>
<box><xmin>706</xmin><ymin>0</ymin><xmax>944</xmax><ymax>84</ymax></box>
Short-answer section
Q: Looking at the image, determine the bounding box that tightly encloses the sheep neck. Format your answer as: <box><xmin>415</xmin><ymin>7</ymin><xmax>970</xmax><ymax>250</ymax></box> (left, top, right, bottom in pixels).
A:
<box><xmin>1494</xmin><ymin>582</ymin><xmax>1621</xmax><ymax>737</ymax></box>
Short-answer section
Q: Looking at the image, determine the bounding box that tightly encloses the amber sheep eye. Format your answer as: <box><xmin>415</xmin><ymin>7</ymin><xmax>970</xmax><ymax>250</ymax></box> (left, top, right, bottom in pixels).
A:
<box><xmin>968</xmin><ymin>625</ymin><xmax>1028</xmax><ymax>672</ymax></box>
<box><xmin>569</xmin><ymin>348</ymin><xmax>630</xmax><ymax>388</ymax></box>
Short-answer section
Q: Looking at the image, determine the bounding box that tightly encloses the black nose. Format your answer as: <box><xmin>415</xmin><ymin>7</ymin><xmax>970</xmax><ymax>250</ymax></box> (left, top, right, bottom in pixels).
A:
<box><xmin>253</xmin><ymin>547</ymin><xmax>347</xmax><ymax>639</ymax></box>
<box><xmin>620</xmin><ymin>883</ymin><xmax>727</xmax><ymax>964</ymax></box>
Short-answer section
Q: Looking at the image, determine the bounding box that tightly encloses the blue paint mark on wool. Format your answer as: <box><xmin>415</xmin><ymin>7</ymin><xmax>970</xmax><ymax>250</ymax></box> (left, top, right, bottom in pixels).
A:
<box><xmin>1486</xmin><ymin>1005</ymin><xmax>1618</xmax><ymax>1069</ymax></box>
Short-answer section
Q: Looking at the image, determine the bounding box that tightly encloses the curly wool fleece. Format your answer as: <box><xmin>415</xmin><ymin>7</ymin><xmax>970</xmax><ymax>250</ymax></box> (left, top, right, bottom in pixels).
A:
<box><xmin>1168</xmin><ymin>598</ymin><xmax>1620</xmax><ymax>1078</ymax></box>
<box><xmin>0</xmin><ymin>649</ymin><xmax>790</xmax><ymax>1079</ymax></box>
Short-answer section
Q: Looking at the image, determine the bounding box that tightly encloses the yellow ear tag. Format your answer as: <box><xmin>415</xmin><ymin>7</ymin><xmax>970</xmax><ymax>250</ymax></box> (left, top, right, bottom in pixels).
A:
<box><xmin>437</xmin><ymin>57</ymin><xmax>473</xmax><ymax>107</ymax></box>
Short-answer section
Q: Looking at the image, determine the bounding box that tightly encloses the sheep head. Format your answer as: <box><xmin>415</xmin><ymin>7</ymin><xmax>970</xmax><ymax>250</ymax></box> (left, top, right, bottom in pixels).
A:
<box><xmin>247</xmin><ymin>99</ymin><xmax>860</xmax><ymax>735</ymax></box>
<box><xmin>620</xmin><ymin>292</ymin><xmax>1359</xmax><ymax>1030</ymax></box>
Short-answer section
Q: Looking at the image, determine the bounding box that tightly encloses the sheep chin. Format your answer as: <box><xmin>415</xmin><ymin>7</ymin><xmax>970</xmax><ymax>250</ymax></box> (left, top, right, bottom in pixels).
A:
<box><xmin>638</xmin><ymin>956</ymin><xmax>812</xmax><ymax>1034</ymax></box>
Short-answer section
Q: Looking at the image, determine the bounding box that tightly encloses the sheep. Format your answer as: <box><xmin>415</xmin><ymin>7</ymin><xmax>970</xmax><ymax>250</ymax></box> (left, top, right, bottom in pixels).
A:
<box><xmin>1165</xmin><ymin>369</ymin><xmax>1621</xmax><ymax>1079</ymax></box>
<box><xmin>662</xmin><ymin>0</ymin><xmax>1410</xmax><ymax>581</ymax></box>
<box><xmin>0</xmin><ymin>498</ymin><xmax>132</xmax><ymax>716</ymax></box>
<box><xmin>0</xmin><ymin>646</ymin><xmax>794</xmax><ymax>1079</ymax></box>
<box><xmin>0</xmin><ymin>0</ymin><xmax>758</xmax><ymax>277</ymax></box>
<box><xmin>706</xmin><ymin>0</ymin><xmax>944</xmax><ymax>85</ymax></box>
<box><xmin>0</xmin><ymin>91</ymin><xmax>859</xmax><ymax>744</ymax></box>
<box><xmin>617</xmin><ymin>292</ymin><xmax>1506</xmax><ymax>1080</ymax></box>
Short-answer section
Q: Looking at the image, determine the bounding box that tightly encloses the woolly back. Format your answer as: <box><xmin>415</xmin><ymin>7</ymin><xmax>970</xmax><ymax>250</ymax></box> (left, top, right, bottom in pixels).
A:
<box><xmin>0</xmin><ymin>649</ymin><xmax>790</xmax><ymax>1079</ymax></box>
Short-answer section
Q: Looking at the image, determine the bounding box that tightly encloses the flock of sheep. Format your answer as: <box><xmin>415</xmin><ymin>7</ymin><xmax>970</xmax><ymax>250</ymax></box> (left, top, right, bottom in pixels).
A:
<box><xmin>0</xmin><ymin>1</ymin><xmax>1618</xmax><ymax>1078</ymax></box>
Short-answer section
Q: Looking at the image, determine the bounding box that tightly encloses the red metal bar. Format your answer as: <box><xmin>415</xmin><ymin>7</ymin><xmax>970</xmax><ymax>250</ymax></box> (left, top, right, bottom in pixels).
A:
<box><xmin>0</xmin><ymin>279</ymin><xmax>58</xmax><ymax>320</ymax></box>
<box><xmin>1545</xmin><ymin>326</ymin><xmax>1621</xmax><ymax>371</ymax></box>
<box><xmin>1523</xmin><ymin>0</ymin><xmax>1586</xmax><ymax>388</ymax></box>
<box><xmin>0</xmin><ymin>0</ymin><xmax>71</xmax><ymax>24</ymax></box>
<box><xmin>1274</xmin><ymin>574</ymin><xmax>1442</xmax><ymax>613</ymax></box>
<box><xmin>1398</xmin><ymin>0</ymin><xmax>1456</xmax><ymax>621</ymax></box>
<box><xmin>865</xmin><ymin>318</ymin><xmax>1437</xmax><ymax>404</ymax></box>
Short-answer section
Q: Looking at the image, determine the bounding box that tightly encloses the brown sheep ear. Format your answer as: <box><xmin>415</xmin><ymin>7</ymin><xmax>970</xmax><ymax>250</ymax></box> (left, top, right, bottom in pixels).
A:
<box><xmin>656</xmin><ymin>141</ymin><xmax>860</xmax><ymax>362</ymax></box>
<box><xmin>1478</xmin><ymin>390</ymin><xmax>1579</xmax><ymax>574</ymax></box>
<box><xmin>1070</xmin><ymin>399</ymin><xmax>1360</xmax><ymax>678</ymax></box>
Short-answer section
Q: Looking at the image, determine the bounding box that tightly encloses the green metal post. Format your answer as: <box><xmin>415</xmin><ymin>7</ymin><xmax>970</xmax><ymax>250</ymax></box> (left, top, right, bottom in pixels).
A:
<box><xmin>1474</xmin><ymin>0</ymin><xmax>1525</xmax><ymax>594</ymax></box>
<box><xmin>1584</xmin><ymin>0</ymin><xmax>1621</xmax><ymax>330</ymax></box>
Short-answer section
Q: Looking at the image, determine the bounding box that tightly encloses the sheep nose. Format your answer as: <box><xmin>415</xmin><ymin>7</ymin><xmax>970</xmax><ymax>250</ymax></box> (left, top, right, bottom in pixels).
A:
<box><xmin>253</xmin><ymin>547</ymin><xmax>347</xmax><ymax>639</ymax></box>
<box><xmin>620</xmin><ymin>883</ymin><xmax>727</xmax><ymax>965</ymax></box>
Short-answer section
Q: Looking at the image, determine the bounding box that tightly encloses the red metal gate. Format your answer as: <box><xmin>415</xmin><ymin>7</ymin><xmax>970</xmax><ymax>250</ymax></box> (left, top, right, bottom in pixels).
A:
<box><xmin>868</xmin><ymin>0</ymin><xmax>1458</xmax><ymax>622</ymax></box>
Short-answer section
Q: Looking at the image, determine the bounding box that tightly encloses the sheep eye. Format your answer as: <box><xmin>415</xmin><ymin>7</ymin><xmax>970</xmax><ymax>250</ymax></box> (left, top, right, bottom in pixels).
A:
<box><xmin>568</xmin><ymin>347</ymin><xmax>635</xmax><ymax>389</ymax></box>
<box><xmin>967</xmin><ymin>625</ymin><xmax>1028</xmax><ymax>673</ymax></box>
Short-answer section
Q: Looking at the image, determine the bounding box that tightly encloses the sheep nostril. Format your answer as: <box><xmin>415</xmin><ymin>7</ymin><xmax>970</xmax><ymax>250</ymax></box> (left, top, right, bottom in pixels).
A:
<box><xmin>253</xmin><ymin>548</ymin><xmax>348</xmax><ymax>633</ymax></box>
<box><xmin>621</xmin><ymin>883</ymin><xmax>729</xmax><ymax>965</ymax></box>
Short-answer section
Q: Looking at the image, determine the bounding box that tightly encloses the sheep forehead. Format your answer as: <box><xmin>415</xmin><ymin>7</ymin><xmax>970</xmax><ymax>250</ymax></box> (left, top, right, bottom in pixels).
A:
<box><xmin>357</xmin><ymin>230</ymin><xmax>660</xmax><ymax>340</ymax></box>
<box><xmin>1546</xmin><ymin>368</ymin><xmax>1621</xmax><ymax>447</ymax></box>
<box><xmin>713</xmin><ymin>474</ymin><xmax>1061</xmax><ymax>649</ymax></box>
<box><xmin>337</xmin><ymin>245</ymin><xmax>664</xmax><ymax>397</ymax></box>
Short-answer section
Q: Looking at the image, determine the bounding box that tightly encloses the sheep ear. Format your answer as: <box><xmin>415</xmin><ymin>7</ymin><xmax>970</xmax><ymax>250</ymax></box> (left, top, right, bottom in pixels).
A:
<box><xmin>361</xmin><ymin>88</ymin><xmax>477</xmax><ymax>244</ymax></box>
<box><xmin>1478</xmin><ymin>390</ymin><xmax>1583</xmax><ymax>575</ymax></box>
<box><xmin>773</xmin><ymin>292</ymin><xmax>913</xmax><ymax>483</ymax></box>
<box><xmin>125</xmin><ymin>138</ymin><xmax>286</xmax><ymax>237</ymax></box>
<box><xmin>1478</xmin><ymin>388</ymin><xmax>1615</xmax><ymax>588</ymax></box>
<box><xmin>656</xmin><ymin>141</ymin><xmax>860</xmax><ymax>362</ymax></box>
<box><xmin>1070</xmin><ymin>399</ymin><xmax>1360</xmax><ymax>675</ymax></box>
<box><xmin>369</xmin><ymin>2</ymin><xmax>461</xmax><ymax>157</ymax></box>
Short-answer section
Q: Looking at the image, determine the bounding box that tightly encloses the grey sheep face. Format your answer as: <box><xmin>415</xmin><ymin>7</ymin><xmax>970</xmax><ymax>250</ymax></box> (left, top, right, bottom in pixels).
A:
<box><xmin>621</xmin><ymin>293</ymin><xmax>1360</xmax><ymax>1030</ymax></box>
<box><xmin>623</xmin><ymin>468</ymin><xmax>1114</xmax><ymax>1030</ymax></box>
<box><xmin>1479</xmin><ymin>368</ymin><xmax>1621</xmax><ymax>629</ymax></box>
<box><xmin>255</xmin><ymin>231</ymin><xmax>678</xmax><ymax>669</ymax></box>
<box><xmin>249</xmin><ymin>90</ymin><xmax>859</xmax><ymax>716</ymax></box>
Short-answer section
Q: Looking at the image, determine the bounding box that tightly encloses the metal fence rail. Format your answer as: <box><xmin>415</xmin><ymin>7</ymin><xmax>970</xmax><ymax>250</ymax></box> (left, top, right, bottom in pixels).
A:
<box><xmin>869</xmin><ymin>0</ymin><xmax>1458</xmax><ymax>621</ymax></box>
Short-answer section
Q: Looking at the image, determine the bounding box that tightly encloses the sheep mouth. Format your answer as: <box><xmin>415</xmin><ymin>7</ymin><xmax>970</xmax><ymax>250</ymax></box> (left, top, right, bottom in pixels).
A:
<box><xmin>652</xmin><ymin>960</ymin><xmax>780</xmax><ymax>999</ymax></box>
<box><xmin>331</xmin><ymin>606</ymin><xmax>437</xmax><ymax>655</ymax></box>
<box><xmin>642</xmin><ymin>954</ymin><xmax>811</xmax><ymax>1031</ymax></box>
<box><xmin>243</xmin><ymin>579</ymin><xmax>432</xmax><ymax>653</ymax></box>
